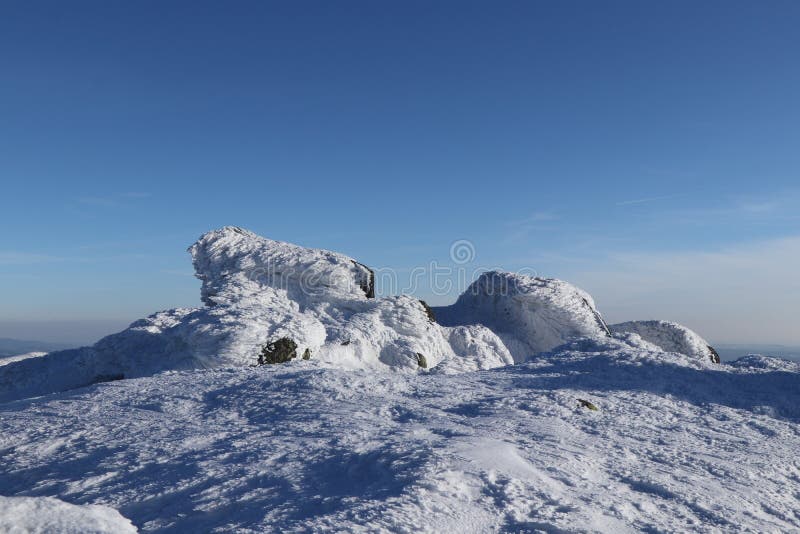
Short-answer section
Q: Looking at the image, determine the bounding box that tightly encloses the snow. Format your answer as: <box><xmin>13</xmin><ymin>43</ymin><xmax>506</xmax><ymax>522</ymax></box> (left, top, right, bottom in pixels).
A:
<box><xmin>433</xmin><ymin>271</ymin><xmax>612</xmax><ymax>362</ymax></box>
<box><xmin>0</xmin><ymin>496</ymin><xmax>136</xmax><ymax>534</ymax></box>
<box><xmin>1</xmin><ymin>343</ymin><xmax>798</xmax><ymax>532</ymax></box>
<box><xmin>1</xmin><ymin>227</ymin><xmax>798</xmax><ymax>532</ymax></box>
<box><xmin>610</xmin><ymin>320</ymin><xmax>721</xmax><ymax>363</ymax></box>
<box><xmin>0</xmin><ymin>351</ymin><xmax>47</xmax><ymax>367</ymax></box>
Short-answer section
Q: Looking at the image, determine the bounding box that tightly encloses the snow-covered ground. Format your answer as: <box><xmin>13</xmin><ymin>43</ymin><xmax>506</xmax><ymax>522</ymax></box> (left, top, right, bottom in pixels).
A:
<box><xmin>1</xmin><ymin>344</ymin><xmax>798</xmax><ymax>532</ymax></box>
<box><xmin>0</xmin><ymin>495</ymin><xmax>137</xmax><ymax>534</ymax></box>
<box><xmin>1</xmin><ymin>227</ymin><xmax>798</xmax><ymax>532</ymax></box>
<box><xmin>0</xmin><ymin>351</ymin><xmax>47</xmax><ymax>367</ymax></box>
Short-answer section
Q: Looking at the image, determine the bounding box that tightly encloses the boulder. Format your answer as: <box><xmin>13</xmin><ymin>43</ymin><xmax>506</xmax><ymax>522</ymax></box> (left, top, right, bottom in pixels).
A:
<box><xmin>418</xmin><ymin>300</ymin><xmax>437</xmax><ymax>322</ymax></box>
<box><xmin>189</xmin><ymin>226</ymin><xmax>375</xmax><ymax>306</ymax></box>
<box><xmin>433</xmin><ymin>271</ymin><xmax>611</xmax><ymax>361</ymax></box>
<box><xmin>258</xmin><ymin>338</ymin><xmax>298</xmax><ymax>365</ymax></box>
<box><xmin>609</xmin><ymin>320</ymin><xmax>720</xmax><ymax>363</ymax></box>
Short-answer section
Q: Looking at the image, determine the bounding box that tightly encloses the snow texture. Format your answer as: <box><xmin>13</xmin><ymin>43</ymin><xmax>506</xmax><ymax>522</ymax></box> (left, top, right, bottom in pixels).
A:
<box><xmin>0</xmin><ymin>343</ymin><xmax>798</xmax><ymax>532</ymax></box>
<box><xmin>0</xmin><ymin>496</ymin><xmax>137</xmax><ymax>534</ymax></box>
<box><xmin>610</xmin><ymin>320</ymin><xmax>721</xmax><ymax>363</ymax></box>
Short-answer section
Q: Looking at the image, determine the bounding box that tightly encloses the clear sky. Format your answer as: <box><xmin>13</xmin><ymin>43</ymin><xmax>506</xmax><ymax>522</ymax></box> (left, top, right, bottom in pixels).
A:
<box><xmin>1</xmin><ymin>1</ymin><xmax>799</xmax><ymax>345</ymax></box>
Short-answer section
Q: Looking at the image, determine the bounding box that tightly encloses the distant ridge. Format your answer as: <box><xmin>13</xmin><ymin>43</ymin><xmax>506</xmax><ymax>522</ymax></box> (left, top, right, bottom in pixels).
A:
<box><xmin>0</xmin><ymin>338</ymin><xmax>75</xmax><ymax>358</ymax></box>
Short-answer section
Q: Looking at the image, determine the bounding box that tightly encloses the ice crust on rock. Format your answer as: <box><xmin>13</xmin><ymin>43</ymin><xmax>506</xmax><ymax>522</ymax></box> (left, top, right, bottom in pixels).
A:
<box><xmin>0</xmin><ymin>227</ymin><xmax>719</xmax><ymax>402</ymax></box>
<box><xmin>433</xmin><ymin>271</ymin><xmax>612</xmax><ymax>362</ymax></box>
<box><xmin>609</xmin><ymin>320</ymin><xmax>721</xmax><ymax>363</ymax></box>
<box><xmin>189</xmin><ymin>226</ymin><xmax>375</xmax><ymax>306</ymax></box>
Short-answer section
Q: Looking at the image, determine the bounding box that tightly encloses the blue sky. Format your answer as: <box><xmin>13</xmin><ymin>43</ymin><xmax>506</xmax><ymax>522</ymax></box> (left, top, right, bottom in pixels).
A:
<box><xmin>1</xmin><ymin>1</ymin><xmax>799</xmax><ymax>344</ymax></box>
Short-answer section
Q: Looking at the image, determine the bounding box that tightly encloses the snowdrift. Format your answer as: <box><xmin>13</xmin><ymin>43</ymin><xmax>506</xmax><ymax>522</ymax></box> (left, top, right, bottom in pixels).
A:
<box><xmin>0</xmin><ymin>227</ymin><xmax>718</xmax><ymax>402</ymax></box>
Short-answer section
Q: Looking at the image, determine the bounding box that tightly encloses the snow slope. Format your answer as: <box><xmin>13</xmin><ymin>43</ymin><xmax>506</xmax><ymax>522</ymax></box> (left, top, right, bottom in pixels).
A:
<box><xmin>0</xmin><ymin>341</ymin><xmax>798</xmax><ymax>532</ymax></box>
<box><xmin>0</xmin><ymin>351</ymin><xmax>47</xmax><ymax>367</ymax></box>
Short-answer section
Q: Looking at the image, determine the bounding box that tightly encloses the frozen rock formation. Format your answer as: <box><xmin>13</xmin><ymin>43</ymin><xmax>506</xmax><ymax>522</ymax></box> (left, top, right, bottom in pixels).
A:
<box><xmin>0</xmin><ymin>227</ymin><xmax>718</xmax><ymax>403</ymax></box>
<box><xmin>190</xmin><ymin>226</ymin><xmax>375</xmax><ymax>306</ymax></box>
<box><xmin>609</xmin><ymin>320</ymin><xmax>721</xmax><ymax>363</ymax></box>
<box><xmin>433</xmin><ymin>271</ymin><xmax>611</xmax><ymax>362</ymax></box>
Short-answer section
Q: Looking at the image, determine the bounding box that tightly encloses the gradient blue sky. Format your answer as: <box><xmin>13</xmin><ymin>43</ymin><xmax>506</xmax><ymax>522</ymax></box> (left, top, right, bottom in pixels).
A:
<box><xmin>2</xmin><ymin>1</ymin><xmax>799</xmax><ymax>345</ymax></box>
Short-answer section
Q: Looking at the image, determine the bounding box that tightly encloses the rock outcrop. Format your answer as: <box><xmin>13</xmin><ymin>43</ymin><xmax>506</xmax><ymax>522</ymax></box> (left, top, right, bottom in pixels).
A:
<box><xmin>433</xmin><ymin>271</ymin><xmax>611</xmax><ymax>362</ymax></box>
<box><xmin>0</xmin><ymin>227</ymin><xmax>720</xmax><ymax>402</ymax></box>
<box><xmin>609</xmin><ymin>320</ymin><xmax>720</xmax><ymax>363</ymax></box>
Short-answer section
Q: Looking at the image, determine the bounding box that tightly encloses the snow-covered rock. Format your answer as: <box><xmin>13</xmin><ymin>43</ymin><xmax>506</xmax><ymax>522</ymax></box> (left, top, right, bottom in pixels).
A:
<box><xmin>437</xmin><ymin>325</ymin><xmax>516</xmax><ymax>373</ymax></box>
<box><xmin>609</xmin><ymin>320</ymin><xmax>721</xmax><ymax>363</ymax></box>
<box><xmin>0</xmin><ymin>227</ymin><xmax>720</xmax><ymax>403</ymax></box>
<box><xmin>434</xmin><ymin>271</ymin><xmax>611</xmax><ymax>362</ymax></box>
<box><xmin>0</xmin><ymin>496</ymin><xmax>137</xmax><ymax>534</ymax></box>
<box><xmin>189</xmin><ymin>226</ymin><xmax>375</xmax><ymax>306</ymax></box>
<box><xmin>1</xmin><ymin>228</ymin><xmax>513</xmax><ymax>401</ymax></box>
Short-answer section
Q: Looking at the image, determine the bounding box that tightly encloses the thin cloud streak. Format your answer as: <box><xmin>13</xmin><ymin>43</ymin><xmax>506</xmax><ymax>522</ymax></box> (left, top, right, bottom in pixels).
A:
<box><xmin>568</xmin><ymin>235</ymin><xmax>800</xmax><ymax>345</ymax></box>
<box><xmin>0</xmin><ymin>252</ymin><xmax>64</xmax><ymax>265</ymax></box>
<box><xmin>616</xmin><ymin>194</ymin><xmax>682</xmax><ymax>206</ymax></box>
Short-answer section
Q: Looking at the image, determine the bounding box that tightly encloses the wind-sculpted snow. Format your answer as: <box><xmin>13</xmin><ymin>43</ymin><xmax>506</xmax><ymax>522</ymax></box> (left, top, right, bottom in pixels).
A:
<box><xmin>434</xmin><ymin>271</ymin><xmax>612</xmax><ymax>361</ymax></box>
<box><xmin>0</xmin><ymin>347</ymin><xmax>798</xmax><ymax>532</ymax></box>
<box><xmin>610</xmin><ymin>320</ymin><xmax>721</xmax><ymax>363</ymax></box>
<box><xmin>189</xmin><ymin>226</ymin><xmax>375</xmax><ymax>306</ymax></box>
<box><xmin>0</xmin><ymin>227</ymin><xmax>719</xmax><ymax>403</ymax></box>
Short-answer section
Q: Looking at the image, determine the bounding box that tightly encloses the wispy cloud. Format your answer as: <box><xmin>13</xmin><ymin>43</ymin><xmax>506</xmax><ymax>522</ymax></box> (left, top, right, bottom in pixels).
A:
<box><xmin>0</xmin><ymin>252</ymin><xmax>63</xmax><ymax>265</ymax></box>
<box><xmin>567</xmin><ymin>235</ymin><xmax>800</xmax><ymax>345</ymax></box>
<box><xmin>502</xmin><ymin>211</ymin><xmax>559</xmax><ymax>244</ymax></box>
<box><xmin>0</xmin><ymin>251</ymin><xmax>153</xmax><ymax>265</ymax></box>
<box><xmin>507</xmin><ymin>211</ymin><xmax>558</xmax><ymax>226</ymax></box>
<box><xmin>616</xmin><ymin>194</ymin><xmax>682</xmax><ymax>206</ymax></box>
<box><xmin>77</xmin><ymin>196</ymin><xmax>119</xmax><ymax>207</ymax></box>
<box><xmin>72</xmin><ymin>192</ymin><xmax>152</xmax><ymax>212</ymax></box>
<box><xmin>738</xmin><ymin>200</ymin><xmax>779</xmax><ymax>214</ymax></box>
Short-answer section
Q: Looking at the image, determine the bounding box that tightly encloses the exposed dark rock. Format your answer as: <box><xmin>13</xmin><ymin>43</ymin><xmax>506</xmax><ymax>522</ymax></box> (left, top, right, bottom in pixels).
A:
<box><xmin>352</xmin><ymin>260</ymin><xmax>375</xmax><ymax>299</ymax></box>
<box><xmin>707</xmin><ymin>344</ymin><xmax>721</xmax><ymax>364</ymax></box>
<box><xmin>258</xmin><ymin>337</ymin><xmax>298</xmax><ymax>365</ymax></box>
<box><xmin>341</xmin><ymin>339</ymin><xmax>351</xmax><ymax>346</ymax></box>
<box><xmin>415</xmin><ymin>352</ymin><xmax>428</xmax><ymax>369</ymax></box>
<box><xmin>418</xmin><ymin>300</ymin><xmax>436</xmax><ymax>323</ymax></box>
<box><xmin>582</xmin><ymin>298</ymin><xmax>611</xmax><ymax>336</ymax></box>
<box><xmin>302</xmin><ymin>348</ymin><xmax>312</xmax><ymax>360</ymax></box>
<box><xmin>92</xmin><ymin>373</ymin><xmax>124</xmax><ymax>384</ymax></box>
<box><xmin>577</xmin><ymin>398</ymin><xmax>599</xmax><ymax>411</ymax></box>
